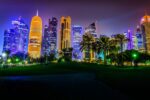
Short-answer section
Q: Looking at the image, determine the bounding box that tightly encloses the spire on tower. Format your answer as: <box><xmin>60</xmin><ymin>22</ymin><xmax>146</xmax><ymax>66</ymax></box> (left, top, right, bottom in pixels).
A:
<box><xmin>36</xmin><ymin>10</ymin><xmax>38</xmax><ymax>16</ymax></box>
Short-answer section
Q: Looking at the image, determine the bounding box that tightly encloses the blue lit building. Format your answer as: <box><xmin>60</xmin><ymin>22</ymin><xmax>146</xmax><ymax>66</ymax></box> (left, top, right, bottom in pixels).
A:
<box><xmin>42</xmin><ymin>17</ymin><xmax>58</xmax><ymax>55</ymax></box>
<box><xmin>72</xmin><ymin>25</ymin><xmax>83</xmax><ymax>60</ymax></box>
<box><xmin>3</xmin><ymin>16</ymin><xmax>29</xmax><ymax>55</ymax></box>
<box><xmin>136</xmin><ymin>26</ymin><xmax>144</xmax><ymax>51</ymax></box>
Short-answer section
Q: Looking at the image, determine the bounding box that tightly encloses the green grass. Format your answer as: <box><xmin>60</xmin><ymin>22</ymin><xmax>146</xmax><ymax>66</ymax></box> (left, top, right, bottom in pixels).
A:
<box><xmin>0</xmin><ymin>62</ymin><xmax>150</xmax><ymax>99</ymax></box>
<box><xmin>0</xmin><ymin>62</ymin><xmax>100</xmax><ymax>76</ymax></box>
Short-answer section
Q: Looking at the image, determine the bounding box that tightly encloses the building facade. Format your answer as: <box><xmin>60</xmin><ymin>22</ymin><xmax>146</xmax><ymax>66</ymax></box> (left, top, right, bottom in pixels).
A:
<box><xmin>28</xmin><ymin>11</ymin><xmax>42</xmax><ymax>59</ymax></box>
<box><xmin>140</xmin><ymin>15</ymin><xmax>150</xmax><ymax>53</ymax></box>
<box><xmin>72</xmin><ymin>25</ymin><xmax>83</xmax><ymax>60</ymax></box>
<box><xmin>123</xmin><ymin>30</ymin><xmax>133</xmax><ymax>51</ymax></box>
<box><xmin>3</xmin><ymin>16</ymin><xmax>29</xmax><ymax>55</ymax></box>
<box><xmin>136</xmin><ymin>26</ymin><xmax>144</xmax><ymax>51</ymax></box>
<box><xmin>42</xmin><ymin>17</ymin><xmax>58</xmax><ymax>55</ymax></box>
<box><xmin>59</xmin><ymin>16</ymin><xmax>71</xmax><ymax>51</ymax></box>
<box><xmin>83</xmin><ymin>22</ymin><xmax>97</xmax><ymax>61</ymax></box>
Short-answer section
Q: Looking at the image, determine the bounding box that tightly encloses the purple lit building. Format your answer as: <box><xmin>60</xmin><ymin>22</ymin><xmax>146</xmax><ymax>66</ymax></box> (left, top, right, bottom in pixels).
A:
<box><xmin>72</xmin><ymin>25</ymin><xmax>83</xmax><ymax>60</ymax></box>
<box><xmin>123</xmin><ymin>30</ymin><xmax>133</xmax><ymax>51</ymax></box>
<box><xmin>3</xmin><ymin>16</ymin><xmax>29</xmax><ymax>55</ymax></box>
<box><xmin>42</xmin><ymin>17</ymin><xmax>58</xmax><ymax>56</ymax></box>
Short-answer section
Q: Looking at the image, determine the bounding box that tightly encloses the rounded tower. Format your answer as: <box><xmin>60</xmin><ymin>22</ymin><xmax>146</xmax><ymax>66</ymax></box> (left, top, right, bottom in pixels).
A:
<box><xmin>28</xmin><ymin>11</ymin><xmax>42</xmax><ymax>59</ymax></box>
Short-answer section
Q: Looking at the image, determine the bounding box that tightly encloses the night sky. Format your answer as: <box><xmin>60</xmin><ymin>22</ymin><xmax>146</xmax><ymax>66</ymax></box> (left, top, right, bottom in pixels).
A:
<box><xmin>0</xmin><ymin>0</ymin><xmax>150</xmax><ymax>54</ymax></box>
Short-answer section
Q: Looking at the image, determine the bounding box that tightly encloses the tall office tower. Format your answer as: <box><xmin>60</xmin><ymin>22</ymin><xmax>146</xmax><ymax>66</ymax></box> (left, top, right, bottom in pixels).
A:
<box><xmin>140</xmin><ymin>15</ymin><xmax>150</xmax><ymax>53</ymax></box>
<box><xmin>136</xmin><ymin>26</ymin><xmax>144</xmax><ymax>51</ymax></box>
<box><xmin>72</xmin><ymin>25</ymin><xmax>83</xmax><ymax>60</ymax></box>
<box><xmin>3</xmin><ymin>16</ymin><xmax>29</xmax><ymax>55</ymax></box>
<box><xmin>59</xmin><ymin>16</ymin><xmax>71</xmax><ymax>51</ymax></box>
<box><xmin>123</xmin><ymin>30</ymin><xmax>133</xmax><ymax>51</ymax></box>
<box><xmin>28</xmin><ymin>11</ymin><xmax>42</xmax><ymax>59</ymax></box>
<box><xmin>84</xmin><ymin>22</ymin><xmax>97</xmax><ymax>61</ymax></box>
<box><xmin>132</xmin><ymin>36</ymin><xmax>138</xmax><ymax>50</ymax></box>
<box><xmin>85</xmin><ymin>23</ymin><xmax>97</xmax><ymax>38</ymax></box>
<box><xmin>42</xmin><ymin>17</ymin><xmax>58</xmax><ymax>55</ymax></box>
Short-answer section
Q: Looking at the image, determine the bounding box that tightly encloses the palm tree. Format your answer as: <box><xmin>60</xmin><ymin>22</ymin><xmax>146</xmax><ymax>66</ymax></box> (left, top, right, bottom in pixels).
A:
<box><xmin>93</xmin><ymin>36</ymin><xmax>117</xmax><ymax>65</ymax></box>
<box><xmin>114</xmin><ymin>34</ymin><xmax>129</xmax><ymax>53</ymax></box>
<box><xmin>62</xmin><ymin>47</ymin><xmax>73</xmax><ymax>62</ymax></box>
<box><xmin>80</xmin><ymin>32</ymin><xmax>94</xmax><ymax>61</ymax></box>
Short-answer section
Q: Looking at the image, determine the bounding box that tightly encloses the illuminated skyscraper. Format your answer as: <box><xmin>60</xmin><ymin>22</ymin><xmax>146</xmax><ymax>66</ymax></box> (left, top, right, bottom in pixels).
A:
<box><xmin>59</xmin><ymin>16</ymin><xmax>71</xmax><ymax>51</ymax></box>
<box><xmin>84</xmin><ymin>22</ymin><xmax>97</xmax><ymax>61</ymax></box>
<box><xmin>136</xmin><ymin>26</ymin><xmax>144</xmax><ymax>51</ymax></box>
<box><xmin>72</xmin><ymin>25</ymin><xmax>83</xmax><ymax>60</ymax></box>
<box><xmin>123</xmin><ymin>30</ymin><xmax>133</xmax><ymax>51</ymax></box>
<box><xmin>140</xmin><ymin>15</ymin><xmax>150</xmax><ymax>53</ymax></box>
<box><xmin>28</xmin><ymin>11</ymin><xmax>42</xmax><ymax>59</ymax></box>
<box><xmin>132</xmin><ymin>36</ymin><xmax>138</xmax><ymax>50</ymax></box>
<box><xmin>3</xmin><ymin>16</ymin><xmax>29</xmax><ymax>55</ymax></box>
<box><xmin>42</xmin><ymin>17</ymin><xmax>58</xmax><ymax>55</ymax></box>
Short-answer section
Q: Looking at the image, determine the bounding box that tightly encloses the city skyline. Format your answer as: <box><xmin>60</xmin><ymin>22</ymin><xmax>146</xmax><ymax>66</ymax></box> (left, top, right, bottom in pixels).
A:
<box><xmin>0</xmin><ymin>0</ymin><xmax>150</xmax><ymax>54</ymax></box>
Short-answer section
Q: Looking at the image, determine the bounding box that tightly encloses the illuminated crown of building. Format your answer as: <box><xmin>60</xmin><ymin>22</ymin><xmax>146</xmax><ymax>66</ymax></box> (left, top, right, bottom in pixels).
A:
<box><xmin>141</xmin><ymin>15</ymin><xmax>150</xmax><ymax>24</ymax></box>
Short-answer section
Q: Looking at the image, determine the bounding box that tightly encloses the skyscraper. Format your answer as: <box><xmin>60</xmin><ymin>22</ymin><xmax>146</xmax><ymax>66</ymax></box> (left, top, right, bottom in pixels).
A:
<box><xmin>59</xmin><ymin>16</ymin><xmax>71</xmax><ymax>51</ymax></box>
<box><xmin>123</xmin><ymin>30</ymin><xmax>133</xmax><ymax>51</ymax></box>
<box><xmin>136</xmin><ymin>26</ymin><xmax>144</xmax><ymax>51</ymax></box>
<box><xmin>84</xmin><ymin>22</ymin><xmax>97</xmax><ymax>61</ymax></box>
<box><xmin>3</xmin><ymin>16</ymin><xmax>29</xmax><ymax>55</ymax></box>
<box><xmin>140</xmin><ymin>15</ymin><xmax>150</xmax><ymax>53</ymax></box>
<box><xmin>85</xmin><ymin>23</ymin><xmax>97</xmax><ymax>38</ymax></box>
<box><xmin>132</xmin><ymin>36</ymin><xmax>138</xmax><ymax>50</ymax></box>
<box><xmin>42</xmin><ymin>17</ymin><xmax>58</xmax><ymax>55</ymax></box>
<box><xmin>72</xmin><ymin>25</ymin><xmax>83</xmax><ymax>60</ymax></box>
<box><xmin>28</xmin><ymin>11</ymin><xmax>42</xmax><ymax>59</ymax></box>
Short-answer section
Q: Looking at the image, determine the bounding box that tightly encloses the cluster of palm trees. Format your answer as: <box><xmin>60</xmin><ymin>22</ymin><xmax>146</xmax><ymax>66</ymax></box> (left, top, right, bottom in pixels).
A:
<box><xmin>80</xmin><ymin>32</ymin><xmax>129</xmax><ymax>65</ymax></box>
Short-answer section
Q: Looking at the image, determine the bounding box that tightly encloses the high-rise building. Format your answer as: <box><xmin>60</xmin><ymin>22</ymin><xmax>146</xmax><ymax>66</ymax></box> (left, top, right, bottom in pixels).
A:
<box><xmin>83</xmin><ymin>22</ymin><xmax>97</xmax><ymax>61</ymax></box>
<box><xmin>140</xmin><ymin>15</ymin><xmax>150</xmax><ymax>53</ymax></box>
<box><xmin>42</xmin><ymin>17</ymin><xmax>58</xmax><ymax>55</ymax></box>
<box><xmin>136</xmin><ymin>26</ymin><xmax>144</xmax><ymax>51</ymax></box>
<box><xmin>3</xmin><ymin>16</ymin><xmax>29</xmax><ymax>55</ymax></box>
<box><xmin>85</xmin><ymin>23</ymin><xmax>97</xmax><ymax>38</ymax></box>
<box><xmin>28</xmin><ymin>11</ymin><xmax>42</xmax><ymax>59</ymax></box>
<box><xmin>132</xmin><ymin>36</ymin><xmax>138</xmax><ymax>50</ymax></box>
<box><xmin>123</xmin><ymin>30</ymin><xmax>133</xmax><ymax>51</ymax></box>
<box><xmin>72</xmin><ymin>25</ymin><xmax>83</xmax><ymax>60</ymax></box>
<box><xmin>59</xmin><ymin>16</ymin><xmax>71</xmax><ymax>51</ymax></box>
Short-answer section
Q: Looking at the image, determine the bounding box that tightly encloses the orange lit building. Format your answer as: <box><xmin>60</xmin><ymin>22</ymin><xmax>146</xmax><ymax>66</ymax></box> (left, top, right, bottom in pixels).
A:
<box><xmin>59</xmin><ymin>16</ymin><xmax>71</xmax><ymax>51</ymax></box>
<box><xmin>28</xmin><ymin>11</ymin><xmax>42</xmax><ymax>59</ymax></box>
<box><xmin>140</xmin><ymin>15</ymin><xmax>150</xmax><ymax>53</ymax></box>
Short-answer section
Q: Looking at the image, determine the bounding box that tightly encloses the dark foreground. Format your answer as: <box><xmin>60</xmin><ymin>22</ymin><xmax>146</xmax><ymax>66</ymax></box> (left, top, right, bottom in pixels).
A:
<box><xmin>0</xmin><ymin>73</ymin><xmax>129</xmax><ymax>100</ymax></box>
<box><xmin>0</xmin><ymin>63</ymin><xmax>150</xmax><ymax>99</ymax></box>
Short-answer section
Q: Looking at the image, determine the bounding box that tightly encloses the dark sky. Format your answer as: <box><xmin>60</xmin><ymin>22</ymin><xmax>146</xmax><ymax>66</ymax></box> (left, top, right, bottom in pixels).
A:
<box><xmin>0</xmin><ymin>0</ymin><xmax>150</xmax><ymax>53</ymax></box>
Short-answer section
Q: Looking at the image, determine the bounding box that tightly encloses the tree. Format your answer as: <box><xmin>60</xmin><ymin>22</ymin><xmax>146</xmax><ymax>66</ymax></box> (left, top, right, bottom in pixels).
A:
<box><xmin>114</xmin><ymin>34</ymin><xmax>129</xmax><ymax>53</ymax></box>
<box><xmin>48</xmin><ymin>53</ymin><xmax>56</xmax><ymax>61</ymax></box>
<box><xmin>93</xmin><ymin>36</ymin><xmax>117</xmax><ymax>65</ymax></box>
<box><xmin>80</xmin><ymin>32</ymin><xmax>94</xmax><ymax>61</ymax></box>
<box><xmin>62</xmin><ymin>47</ymin><xmax>73</xmax><ymax>62</ymax></box>
<box><xmin>107</xmin><ymin>53</ymin><xmax>118</xmax><ymax>65</ymax></box>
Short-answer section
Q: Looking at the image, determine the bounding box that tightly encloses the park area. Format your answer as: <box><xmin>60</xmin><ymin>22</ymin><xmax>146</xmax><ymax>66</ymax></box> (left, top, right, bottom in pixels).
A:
<box><xmin>0</xmin><ymin>62</ymin><xmax>149</xmax><ymax>99</ymax></box>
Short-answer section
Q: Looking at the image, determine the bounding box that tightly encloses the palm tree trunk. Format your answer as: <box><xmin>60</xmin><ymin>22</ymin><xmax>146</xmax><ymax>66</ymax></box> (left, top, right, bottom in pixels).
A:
<box><xmin>121</xmin><ymin>42</ymin><xmax>123</xmax><ymax>53</ymax></box>
<box><xmin>104</xmin><ymin>51</ymin><xmax>107</xmax><ymax>65</ymax></box>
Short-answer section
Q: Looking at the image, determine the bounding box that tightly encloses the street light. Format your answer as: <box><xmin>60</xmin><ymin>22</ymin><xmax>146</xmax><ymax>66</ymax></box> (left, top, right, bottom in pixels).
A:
<box><xmin>2</xmin><ymin>53</ymin><xmax>7</xmax><ymax>58</ymax></box>
<box><xmin>132</xmin><ymin>52</ymin><xmax>138</xmax><ymax>66</ymax></box>
<box><xmin>2</xmin><ymin>52</ymin><xmax>7</xmax><ymax>64</ymax></box>
<box><xmin>16</xmin><ymin>58</ymin><xmax>19</xmax><ymax>62</ymax></box>
<box><xmin>132</xmin><ymin>53</ymin><xmax>138</xmax><ymax>60</ymax></box>
<box><xmin>7</xmin><ymin>58</ymin><xmax>11</xmax><ymax>63</ymax></box>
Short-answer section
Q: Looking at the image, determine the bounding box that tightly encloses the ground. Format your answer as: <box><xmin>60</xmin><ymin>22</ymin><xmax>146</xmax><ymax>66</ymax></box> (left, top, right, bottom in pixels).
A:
<box><xmin>0</xmin><ymin>62</ymin><xmax>149</xmax><ymax>99</ymax></box>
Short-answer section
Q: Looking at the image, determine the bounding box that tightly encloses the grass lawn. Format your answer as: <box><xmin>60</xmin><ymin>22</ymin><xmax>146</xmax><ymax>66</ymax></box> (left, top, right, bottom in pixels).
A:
<box><xmin>0</xmin><ymin>62</ymin><xmax>150</xmax><ymax>99</ymax></box>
